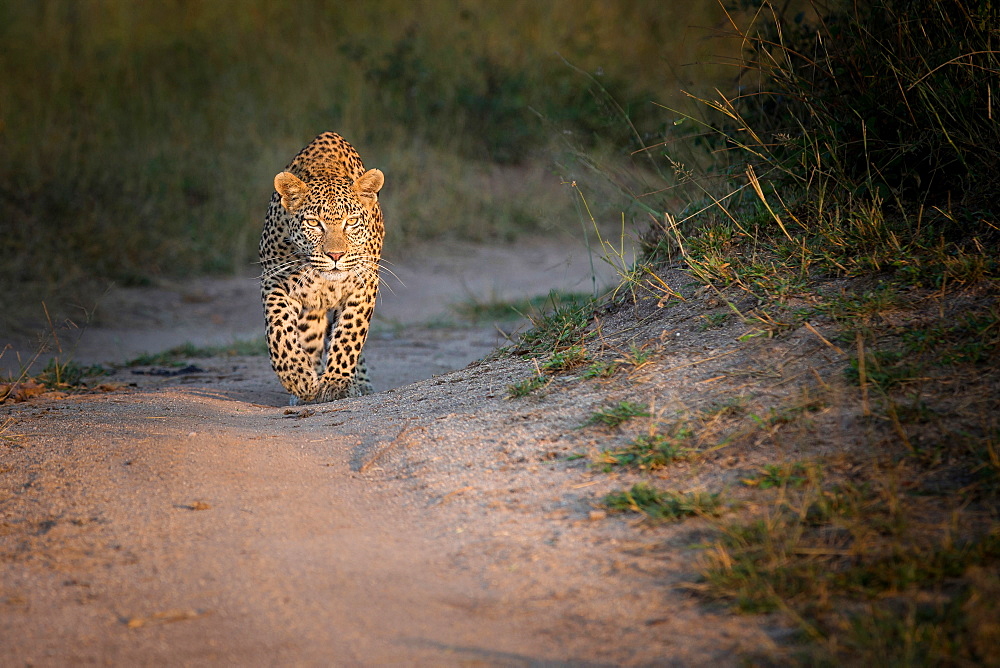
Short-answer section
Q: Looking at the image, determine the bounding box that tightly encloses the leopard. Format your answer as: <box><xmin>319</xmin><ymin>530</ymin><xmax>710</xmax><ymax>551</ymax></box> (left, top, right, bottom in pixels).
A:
<box><xmin>259</xmin><ymin>132</ymin><xmax>385</xmax><ymax>404</ymax></box>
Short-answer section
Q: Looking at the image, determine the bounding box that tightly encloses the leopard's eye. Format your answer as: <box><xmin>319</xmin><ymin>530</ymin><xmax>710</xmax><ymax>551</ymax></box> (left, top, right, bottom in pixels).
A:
<box><xmin>303</xmin><ymin>217</ymin><xmax>322</xmax><ymax>228</ymax></box>
<box><xmin>344</xmin><ymin>214</ymin><xmax>363</xmax><ymax>230</ymax></box>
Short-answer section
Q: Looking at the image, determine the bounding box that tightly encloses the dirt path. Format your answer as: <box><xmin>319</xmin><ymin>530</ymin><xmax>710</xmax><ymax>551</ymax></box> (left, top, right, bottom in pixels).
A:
<box><xmin>0</xmin><ymin>238</ymin><xmax>786</xmax><ymax>665</ymax></box>
<box><xmin>3</xmin><ymin>238</ymin><xmax>616</xmax><ymax>388</ymax></box>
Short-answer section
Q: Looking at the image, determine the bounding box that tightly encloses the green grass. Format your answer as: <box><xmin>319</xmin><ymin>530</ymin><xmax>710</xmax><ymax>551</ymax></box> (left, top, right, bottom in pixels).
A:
<box><xmin>749</xmin><ymin>398</ymin><xmax>826</xmax><ymax>429</ymax></box>
<box><xmin>604</xmin><ymin>484</ymin><xmax>722</xmax><ymax>522</ymax></box>
<box><xmin>699</xmin><ymin>313</ymin><xmax>729</xmax><ymax>330</ymax></box>
<box><xmin>506</xmin><ymin>374</ymin><xmax>549</xmax><ymax>399</ymax></box>
<box><xmin>652</xmin><ymin>0</ymin><xmax>1000</xmax><ymax>304</ymax></box>
<box><xmin>596</xmin><ymin>428</ymin><xmax>694</xmax><ymax>472</ymax></box>
<box><xmin>513</xmin><ymin>296</ymin><xmax>596</xmax><ymax>358</ymax></box>
<box><xmin>126</xmin><ymin>339</ymin><xmax>267</xmax><ymax>367</ymax></box>
<box><xmin>35</xmin><ymin>358</ymin><xmax>107</xmax><ymax>388</ymax></box>
<box><xmin>454</xmin><ymin>298</ymin><xmax>536</xmax><ymax>324</ymax></box>
<box><xmin>701</xmin><ymin>396</ymin><xmax>749</xmax><ymax>420</ymax></box>
<box><xmin>454</xmin><ymin>291</ymin><xmax>592</xmax><ymax>324</ymax></box>
<box><xmin>741</xmin><ymin>462</ymin><xmax>814</xmax><ymax>490</ymax></box>
<box><xmin>505</xmin><ymin>331</ymin><xmax>594</xmax><ymax>399</ymax></box>
<box><xmin>585</xmin><ymin>401</ymin><xmax>650</xmax><ymax>429</ymax></box>
<box><xmin>902</xmin><ymin>308</ymin><xmax>1000</xmax><ymax>365</ymax></box>
<box><xmin>636</xmin><ymin>0</ymin><xmax>1000</xmax><ymax>317</ymax></box>
<box><xmin>840</xmin><ymin>305</ymin><xmax>1000</xmax><ymax>396</ymax></box>
<box><xmin>610</xmin><ymin>0</ymin><xmax>1000</xmax><ymax>662</ymax></box>
<box><xmin>581</xmin><ymin>360</ymin><xmax>619</xmax><ymax>379</ymax></box>
<box><xmin>619</xmin><ymin>344</ymin><xmax>653</xmax><ymax>368</ymax></box>
<box><xmin>2</xmin><ymin>356</ymin><xmax>108</xmax><ymax>403</ymax></box>
<box><xmin>539</xmin><ymin>345</ymin><xmax>589</xmax><ymax>374</ymax></box>
<box><xmin>507</xmin><ymin>344</ymin><xmax>590</xmax><ymax>399</ymax></box>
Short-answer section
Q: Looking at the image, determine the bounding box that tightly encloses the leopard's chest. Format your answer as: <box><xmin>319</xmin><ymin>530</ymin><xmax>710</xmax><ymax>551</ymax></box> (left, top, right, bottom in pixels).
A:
<box><xmin>284</xmin><ymin>271</ymin><xmax>363</xmax><ymax>312</ymax></box>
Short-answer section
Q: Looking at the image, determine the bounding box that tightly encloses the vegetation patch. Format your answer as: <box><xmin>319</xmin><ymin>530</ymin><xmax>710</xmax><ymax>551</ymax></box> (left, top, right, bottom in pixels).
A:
<box><xmin>596</xmin><ymin>427</ymin><xmax>694</xmax><ymax>472</ymax></box>
<box><xmin>1</xmin><ymin>356</ymin><xmax>111</xmax><ymax>404</ymax></box>
<box><xmin>604</xmin><ymin>484</ymin><xmax>722</xmax><ymax>522</ymax></box>
<box><xmin>585</xmin><ymin>401</ymin><xmax>650</xmax><ymax>429</ymax></box>
<box><xmin>455</xmin><ymin>291</ymin><xmax>592</xmax><ymax>324</ymax></box>
<box><xmin>700</xmin><ymin>473</ymin><xmax>1000</xmax><ymax>665</ymax></box>
<box><xmin>539</xmin><ymin>345</ymin><xmax>590</xmax><ymax>374</ymax></box>
<box><xmin>748</xmin><ymin>399</ymin><xmax>826</xmax><ymax>430</ymax></box>
<box><xmin>618</xmin><ymin>344</ymin><xmax>654</xmax><ymax>369</ymax></box>
<box><xmin>504</xmin><ymin>294</ymin><xmax>602</xmax><ymax>400</ymax></box>
<box><xmin>581</xmin><ymin>360</ymin><xmax>619</xmax><ymax>379</ymax></box>
<box><xmin>506</xmin><ymin>374</ymin><xmax>549</xmax><ymax>399</ymax></box>
<box><xmin>845</xmin><ymin>306</ymin><xmax>1000</xmax><ymax>395</ymax></box>
<box><xmin>513</xmin><ymin>296</ymin><xmax>596</xmax><ymax>358</ymax></box>
<box><xmin>506</xmin><ymin>344</ymin><xmax>590</xmax><ymax>400</ymax></box>
<box><xmin>2</xmin><ymin>0</ymin><xmax>998</xmax><ymax>662</ymax></box>
<box><xmin>740</xmin><ymin>462</ymin><xmax>815</xmax><ymax>490</ymax></box>
<box><xmin>35</xmin><ymin>358</ymin><xmax>108</xmax><ymax>388</ymax></box>
<box><xmin>0</xmin><ymin>1</ymin><xmax>733</xmax><ymax>317</ymax></box>
<box><xmin>126</xmin><ymin>339</ymin><xmax>267</xmax><ymax>367</ymax></box>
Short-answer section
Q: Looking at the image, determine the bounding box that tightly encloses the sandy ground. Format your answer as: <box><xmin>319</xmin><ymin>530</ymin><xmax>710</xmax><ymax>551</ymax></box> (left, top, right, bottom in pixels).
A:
<box><xmin>0</xmin><ymin>238</ymin><xmax>794</xmax><ymax>666</ymax></box>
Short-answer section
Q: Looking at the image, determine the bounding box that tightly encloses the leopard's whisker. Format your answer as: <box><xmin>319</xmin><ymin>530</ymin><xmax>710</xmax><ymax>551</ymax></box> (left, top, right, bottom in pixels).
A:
<box><xmin>352</xmin><ymin>266</ymin><xmax>388</xmax><ymax>293</ymax></box>
<box><xmin>355</xmin><ymin>254</ymin><xmax>405</xmax><ymax>289</ymax></box>
<box><xmin>378</xmin><ymin>265</ymin><xmax>405</xmax><ymax>289</ymax></box>
<box><xmin>358</xmin><ymin>265</ymin><xmax>398</xmax><ymax>296</ymax></box>
<box><xmin>257</xmin><ymin>259</ymin><xmax>307</xmax><ymax>281</ymax></box>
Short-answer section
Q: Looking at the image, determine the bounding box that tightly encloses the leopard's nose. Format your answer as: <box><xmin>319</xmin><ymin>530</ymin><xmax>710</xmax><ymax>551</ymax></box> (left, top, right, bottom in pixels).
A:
<box><xmin>326</xmin><ymin>251</ymin><xmax>344</xmax><ymax>262</ymax></box>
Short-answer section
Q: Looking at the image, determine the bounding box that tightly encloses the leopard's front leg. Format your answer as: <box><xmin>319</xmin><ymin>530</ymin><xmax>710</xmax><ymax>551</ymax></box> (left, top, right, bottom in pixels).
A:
<box><xmin>316</xmin><ymin>298</ymin><xmax>375</xmax><ymax>401</ymax></box>
<box><xmin>263</xmin><ymin>287</ymin><xmax>333</xmax><ymax>403</ymax></box>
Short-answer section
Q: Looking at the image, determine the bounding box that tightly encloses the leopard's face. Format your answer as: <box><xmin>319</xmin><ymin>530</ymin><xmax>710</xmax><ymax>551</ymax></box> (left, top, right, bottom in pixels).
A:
<box><xmin>275</xmin><ymin>169</ymin><xmax>384</xmax><ymax>284</ymax></box>
<box><xmin>291</xmin><ymin>193</ymin><xmax>374</xmax><ymax>281</ymax></box>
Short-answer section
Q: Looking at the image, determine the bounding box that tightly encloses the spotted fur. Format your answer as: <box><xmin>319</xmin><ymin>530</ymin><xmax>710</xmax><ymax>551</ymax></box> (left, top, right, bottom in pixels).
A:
<box><xmin>259</xmin><ymin>132</ymin><xmax>385</xmax><ymax>403</ymax></box>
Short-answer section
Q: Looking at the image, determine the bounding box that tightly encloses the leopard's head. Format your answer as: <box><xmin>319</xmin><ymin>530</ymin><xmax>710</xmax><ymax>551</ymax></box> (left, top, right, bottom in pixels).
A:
<box><xmin>273</xmin><ymin>168</ymin><xmax>384</xmax><ymax>282</ymax></box>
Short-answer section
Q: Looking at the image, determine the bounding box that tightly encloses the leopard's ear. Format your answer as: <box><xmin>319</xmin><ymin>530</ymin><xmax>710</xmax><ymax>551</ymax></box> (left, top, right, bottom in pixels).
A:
<box><xmin>274</xmin><ymin>172</ymin><xmax>309</xmax><ymax>212</ymax></box>
<box><xmin>353</xmin><ymin>168</ymin><xmax>384</xmax><ymax>201</ymax></box>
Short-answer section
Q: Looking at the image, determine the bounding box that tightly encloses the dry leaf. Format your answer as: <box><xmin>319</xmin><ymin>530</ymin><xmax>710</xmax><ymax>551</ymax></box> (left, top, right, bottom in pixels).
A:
<box><xmin>0</xmin><ymin>381</ymin><xmax>46</xmax><ymax>404</ymax></box>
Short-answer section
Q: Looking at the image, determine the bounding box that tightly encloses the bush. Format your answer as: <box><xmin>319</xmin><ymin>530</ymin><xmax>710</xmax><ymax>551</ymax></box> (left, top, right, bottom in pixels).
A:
<box><xmin>726</xmin><ymin>0</ymin><xmax>1000</xmax><ymax>214</ymax></box>
<box><xmin>637</xmin><ymin>0</ymin><xmax>1000</xmax><ymax>293</ymax></box>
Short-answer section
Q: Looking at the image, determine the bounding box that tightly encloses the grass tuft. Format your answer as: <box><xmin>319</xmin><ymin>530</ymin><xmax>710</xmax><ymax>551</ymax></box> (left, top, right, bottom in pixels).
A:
<box><xmin>604</xmin><ymin>483</ymin><xmax>722</xmax><ymax>522</ymax></box>
<box><xmin>597</xmin><ymin>427</ymin><xmax>694</xmax><ymax>472</ymax></box>
<box><xmin>740</xmin><ymin>462</ymin><xmax>814</xmax><ymax>490</ymax></box>
<box><xmin>36</xmin><ymin>358</ymin><xmax>108</xmax><ymax>388</ymax></box>
<box><xmin>513</xmin><ymin>295</ymin><xmax>596</xmax><ymax>358</ymax></box>
<box><xmin>506</xmin><ymin>374</ymin><xmax>549</xmax><ymax>399</ymax></box>
<box><xmin>585</xmin><ymin>401</ymin><xmax>650</xmax><ymax>429</ymax></box>
<box><xmin>539</xmin><ymin>345</ymin><xmax>589</xmax><ymax>374</ymax></box>
<box><xmin>581</xmin><ymin>360</ymin><xmax>619</xmax><ymax>379</ymax></box>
